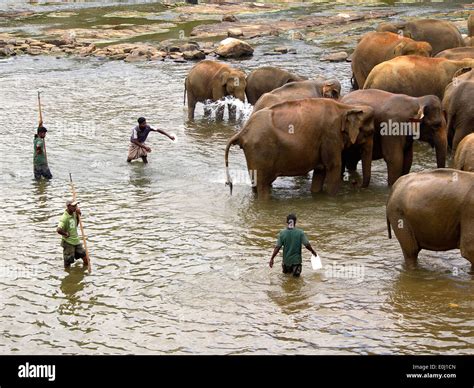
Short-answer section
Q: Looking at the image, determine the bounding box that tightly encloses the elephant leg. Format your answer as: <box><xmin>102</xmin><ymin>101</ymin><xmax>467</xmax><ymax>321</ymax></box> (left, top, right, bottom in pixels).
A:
<box><xmin>311</xmin><ymin>167</ymin><xmax>326</xmax><ymax>193</ymax></box>
<box><xmin>216</xmin><ymin>104</ymin><xmax>225</xmax><ymax>121</ymax></box>
<box><xmin>325</xmin><ymin>165</ymin><xmax>342</xmax><ymax>195</ymax></box>
<box><xmin>460</xmin><ymin>225</ymin><xmax>474</xmax><ymax>273</ymax></box>
<box><xmin>228</xmin><ymin>104</ymin><xmax>237</xmax><ymax>121</ymax></box>
<box><xmin>256</xmin><ymin>175</ymin><xmax>273</xmax><ymax>199</ymax></box>
<box><xmin>187</xmin><ymin>93</ymin><xmax>196</xmax><ymax>120</ymax></box>
<box><xmin>386</xmin><ymin>153</ymin><xmax>404</xmax><ymax>186</ymax></box>
<box><xmin>402</xmin><ymin>143</ymin><xmax>413</xmax><ymax>176</ymax></box>
<box><xmin>392</xmin><ymin>217</ymin><xmax>420</xmax><ymax>269</ymax></box>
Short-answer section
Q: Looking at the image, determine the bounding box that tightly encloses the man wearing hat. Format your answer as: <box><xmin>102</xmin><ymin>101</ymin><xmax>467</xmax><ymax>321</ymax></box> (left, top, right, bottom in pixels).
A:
<box><xmin>127</xmin><ymin>117</ymin><xmax>175</xmax><ymax>164</ymax></box>
<box><xmin>57</xmin><ymin>200</ymin><xmax>89</xmax><ymax>269</ymax></box>
<box><xmin>33</xmin><ymin>126</ymin><xmax>52</xmax><ymax>180</ymax></box>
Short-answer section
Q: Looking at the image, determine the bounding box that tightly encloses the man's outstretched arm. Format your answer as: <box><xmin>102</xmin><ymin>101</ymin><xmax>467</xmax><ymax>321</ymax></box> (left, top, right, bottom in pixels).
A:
<box><xmin>154</xmin><ymin>128</ymin><xmax>175</xmax><ymax>140</ymax></box>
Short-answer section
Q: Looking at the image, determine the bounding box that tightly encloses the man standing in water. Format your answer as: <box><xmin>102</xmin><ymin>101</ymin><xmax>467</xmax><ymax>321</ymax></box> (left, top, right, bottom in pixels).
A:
<box><xmin>127</xmin><ymin>117</ymin><xmax>175</xmax><ymax>164</ymax></box>
<box><xmin>57</xmin><ymin>200</ymin><xmax>89</xmax><ymax>269</ymax></box>
<box><xmin>269</xmin><ymin>214</ymin><xmax>318</xmax><ymax>277</ymax></box>
<box><xmin>33</xmin><ymin>126</ymin><xmax>52</xmax><ymax>180</ymax></box>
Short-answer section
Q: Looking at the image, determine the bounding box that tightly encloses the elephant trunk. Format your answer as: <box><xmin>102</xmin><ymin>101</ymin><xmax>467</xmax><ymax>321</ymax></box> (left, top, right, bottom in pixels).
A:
<box><xmin>361</xmin><ymin>138</ymin><xmax>373</xmax><ymax>188</ymax></box>
<box><xmin>225</xmin><ymin>132</ymin><xmax>241</xmax><ymax>195</ymax></box>
<box><xmin>434</xmin><ymin>130</ymin><xmax>448</xmax><ymax>168</ymax></box>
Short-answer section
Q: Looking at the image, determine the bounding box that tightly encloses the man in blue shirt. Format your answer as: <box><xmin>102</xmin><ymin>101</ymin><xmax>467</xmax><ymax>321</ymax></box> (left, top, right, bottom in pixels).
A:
<box><xmin>269</xmin><ymin>214</ymin><xmax>318</xmax><ymax>277</ymax></box>
<box><xmin>127</xmin><ymin>117</ymin><xmax>175</xmax><ymax>164</ymax></box>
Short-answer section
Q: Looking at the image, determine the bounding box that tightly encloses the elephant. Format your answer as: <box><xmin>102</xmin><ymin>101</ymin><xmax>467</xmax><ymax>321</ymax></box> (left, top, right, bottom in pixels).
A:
<box><xmin>386</xmin><ymin>169</ymin><xmax>474</xmax><ymax>270</ymax></box>
<box><xmin>252</xmin><ymin>79</ymin><xmax>341</xmax><ymax>113</ymax></box>
<box><xmin>442</xmin><ymin>69</ymin><xmax>474</xmax><ymax>151</ymax></box>
<box><xmin>184</xmin><ymin>59</ymin><xmax>247</xmax><ymax>120</ymax></box>
<box><xmin>453</xmin><ymin>134</ymin><xmax>474</xmax><ymax>172</ymax></box>
<box><xmin>363</xmin><ymin>56</ymin><xmax>474</xmax><ymax>100</ymax></box>
<box><xmin>245</xmin><ymin>66</ymin><xmax>306</xmax><ymax>105</ymax></box>
<box><xmin>341</xmin><ymin>90</ymin><xmax>447</xmax><ymax>185</ymax></box>
<box><xmin>376</xmin><ymin>19</ymin><xmax>464</xmax><ymax>55</ymax></box>
<box><xmin>435</xmin><ymin>47</ymin><xmax>474</xmax><ymax>60</ymax></box>
<box><xmin>224</xmin><ymin>98</ymin><xmax>375</xmax><ymax>198</ymax></box>
<box><xmin>351</xmin><ymin>32</ymin><xmax>432</xmax><ymax>90</ymax></box>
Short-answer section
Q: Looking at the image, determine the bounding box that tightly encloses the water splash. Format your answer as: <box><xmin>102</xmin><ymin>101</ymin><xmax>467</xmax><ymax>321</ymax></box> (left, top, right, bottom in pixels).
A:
<box><xmin>204</xmin><ymin>96</ymin><xmax>253</xmax><ymax>122</ymax></box>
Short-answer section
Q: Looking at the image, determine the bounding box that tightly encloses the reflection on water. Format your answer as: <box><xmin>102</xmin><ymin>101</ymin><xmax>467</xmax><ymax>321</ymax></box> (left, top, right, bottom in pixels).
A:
<box><xmin>0</xmin><ymin>0</ymin><xmax>472</xmax><ymax>355</ymax></box>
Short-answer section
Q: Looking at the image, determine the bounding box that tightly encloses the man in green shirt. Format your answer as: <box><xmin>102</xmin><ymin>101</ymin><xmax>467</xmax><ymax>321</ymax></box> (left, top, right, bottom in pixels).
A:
<box><xmin>33</xmin><ymin>126</ymin><xmax>52</xmax><ymax>180</ymax></box>
<box><xmin>57</xmin><ymin>200</ymin><xmax>88</xmax><ymax>269</ymax></box>
<box><xmin>269</xmin><ymin>214</ymin><xmax>318</xmax><ymax>277</ymax></box>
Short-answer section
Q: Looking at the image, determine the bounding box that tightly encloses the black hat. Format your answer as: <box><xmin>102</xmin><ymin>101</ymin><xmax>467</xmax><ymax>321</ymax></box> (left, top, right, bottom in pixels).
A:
<box><xmin>138</xmin><ymin>117</ymin><xmax>146</xmax><ymax>124</ymax></box>
<box><xmin>37</xmin><ymin>126</ymin><xmax>47</xmax><ymax>133</ymax></box>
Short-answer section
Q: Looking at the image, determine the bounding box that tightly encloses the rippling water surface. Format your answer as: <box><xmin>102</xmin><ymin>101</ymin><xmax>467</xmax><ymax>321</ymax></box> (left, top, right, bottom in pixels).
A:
<box><xmin>0</xmin><ymin>1</ymin><xmax>473</xmax><ymax>355</ymax></box>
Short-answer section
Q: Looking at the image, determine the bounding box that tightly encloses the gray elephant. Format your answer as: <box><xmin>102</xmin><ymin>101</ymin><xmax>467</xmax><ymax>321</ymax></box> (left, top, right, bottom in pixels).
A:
<box><xmin>341</xmin><ymin>90</ymin><xmax>447</xmax><ymax>185</ymax></box>
<box><xmin>225</xmin><ymin>98</ymin><xmax>374</xmax><ymax>198</ymax></box>
<box><xmin>377</xmin><ymin>19</ymin><xmax>464</xmax><ymax>55</ymax></box>
<box><xmin>252</xmin><ymin>79</ymin><xmax>341</xmax><ymax>113</ymax></box>
<box><xmin>442</xmin><ymin>69</ymin><xmax>474</xmax><ymax>151</ymax></box>
<box><xmin>184</xmin><ymin>60</ymin><xmax>247</xmax><ymax>120</ymax></box>
<box><xmin>386</xmin><ymin>169</ymin><xmax>474</xmax><ymax>270</ymax></box>
<box><xmin>364</xmin><ymin>56</ymin><xmax>474</xmax><ymax>100</ymax></box>
<box><xmin>453</xmin><ymin>134</ymin><xmax>474</xmax><ymax>172</ymax></box>
<box><xmin>245</xmin><ymin>66</ymin><xmax>305</xmax><ymax>105</ymax></box>
<box><xmin>435</xmin><ymin>47</ymin><xmax>474</xmax><ymax>60</ymax></box>
<box><xmin>351</xmin><ymin>31</ymin><xmax>432</xmax><ymax>90</ymax></box>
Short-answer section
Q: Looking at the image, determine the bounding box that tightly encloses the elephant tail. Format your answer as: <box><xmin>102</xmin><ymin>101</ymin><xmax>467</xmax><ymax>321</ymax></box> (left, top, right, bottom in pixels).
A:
<box><xmin>183</xmin><ymin>78</ymin><xmax>187</xmax><ymax>106</ymax></box>
<box><xmin>387</xmin><ymin>217</ymin><xmax>392</xmax><ymax>239</ymax></box>
<box><xmin>225</xmin><ymin>132</ymin><xmax>241</xmax><ymax>195</ymax></box>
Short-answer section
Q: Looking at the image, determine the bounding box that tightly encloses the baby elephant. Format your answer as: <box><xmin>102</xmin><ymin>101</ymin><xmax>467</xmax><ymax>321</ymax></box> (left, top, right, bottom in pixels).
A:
<box><xmin>185</xmin><ymin>60</ymin><xmax>247</xmax><ymax>120</ymax></box>
<box><xmin>453</xmin><ymin>133</ymin><xmax>474</xmax><ymax>172</ymax></box>
<box><xmin>386</xmin><ymin>169</ymin><xmax>474</xmax><ymax>271</ymax></box>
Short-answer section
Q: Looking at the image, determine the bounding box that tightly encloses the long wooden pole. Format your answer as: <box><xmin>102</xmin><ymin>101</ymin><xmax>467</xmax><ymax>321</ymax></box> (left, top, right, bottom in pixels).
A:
<box><xmin>37</xmin><ymin>91</ymin><xmax>47</xmax><ymax>163</ymax></box>
<box><xmin>69</xmin><ymin>173</ymin><xmax>91</xmax><ymax>273</ymax></box>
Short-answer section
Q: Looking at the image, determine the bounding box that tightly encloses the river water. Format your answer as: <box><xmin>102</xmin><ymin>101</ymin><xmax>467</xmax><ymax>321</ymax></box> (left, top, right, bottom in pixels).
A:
<box><xmin>0</xmin><ymin>1</ymin><xmax>473</xmax><ymax>355</ymax></box>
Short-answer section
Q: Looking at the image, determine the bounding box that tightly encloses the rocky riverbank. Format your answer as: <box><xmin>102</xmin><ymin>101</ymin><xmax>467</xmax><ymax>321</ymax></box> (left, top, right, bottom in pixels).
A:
<box><xmin>0</xmin><ymin>2</ymin><xmax>470</xmax><ymax>64</ymax></box>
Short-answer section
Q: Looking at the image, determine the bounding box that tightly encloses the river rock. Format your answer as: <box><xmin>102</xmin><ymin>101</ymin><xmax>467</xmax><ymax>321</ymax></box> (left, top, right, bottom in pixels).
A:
<box><xmin>227</xmin><ymin>28</ymin><xmax>243</xmax><ymax>38</ymax></box>
<box><xmin>215</xmin><ymin>38</ymin><xmax>253</xmax><ymax>58</ymax></box>
<box><xmin>274</xmin><ymin>46</ymin><xmax>288</xmax><ymax>54</ymax></box>
<box><xmin>182</xmin><ymin>49</ymin><xmax>205</xmax><ymax>60</ymax></box>
<box><xmin>180</xmin><ymin>42</ymin><xmax>200</xmax><ymax>52</ymax></box>
<box><xmin>79</xmin><ymin>44</ymin><xmax>96</xmax><ymax>56</ymax></box>
<box><xmin>27</xmin><ymin>47</ymin><xmax>42</xmax><ymax>56</ymax></box>
<box><xmin>264</xmin><ymin>52</ymin><xmax>282</xmax><ymax>56</ymax></box>
<box><xmin>222</xmin><ymin>14</ymin><xmax>239</xmax><ymax>22</ymax></box>
<box><xmin>289</xmin><ymin>31</ymin><xmax>304</xmax><ymax>40</ymax></box>
<box><xmin>0</xmin><ymin>46</ymin><xmax>14</xmax><ymax>56</ymax></box>
<box><xmin>320</xmin><ymin>51</ymin><xmax>348</xmax><ymax>62</ymax></box>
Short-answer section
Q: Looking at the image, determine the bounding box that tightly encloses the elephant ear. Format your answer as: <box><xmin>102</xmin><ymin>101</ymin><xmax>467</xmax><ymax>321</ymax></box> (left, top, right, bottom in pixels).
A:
<box><xmin>219</xmin><ymin>71</ymin><xmax>231</xmax><ymax>86</ymax></box>
<box><xmin>453</xmin><ymin>67</ymin><xmax>472</xmax><ymax>79</ymax></box>
<box><xmin>393</xmin><ymin>41</ymin><xmax>407</xmax><ymax>56</ymax></box>
<box><xmin>342</xmin><ymin>109</ymin><xmax>364</xmax><ymax>145</ymax></box>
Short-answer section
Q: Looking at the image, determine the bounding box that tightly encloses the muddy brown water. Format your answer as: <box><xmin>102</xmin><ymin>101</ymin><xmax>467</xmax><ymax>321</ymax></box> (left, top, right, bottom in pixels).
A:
<box><xmin>0</xmin><ymin>1</ymin><xmax>472</xmax><ymax>354</ymax></box>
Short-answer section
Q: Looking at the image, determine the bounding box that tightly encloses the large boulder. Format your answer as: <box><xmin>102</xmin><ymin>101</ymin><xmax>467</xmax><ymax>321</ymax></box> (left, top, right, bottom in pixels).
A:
<box><xmin>215</xmin><ymin>38</ymin><xmax>253</xmax><ymax>58</ymax></box>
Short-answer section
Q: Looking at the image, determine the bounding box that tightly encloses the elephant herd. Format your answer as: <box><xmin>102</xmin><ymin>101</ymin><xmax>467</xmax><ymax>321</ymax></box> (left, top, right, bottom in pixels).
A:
<box><xmin>184</xmin><ymin>16</ymin><xmax>474</xmax><ymax>270</ymax></box>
